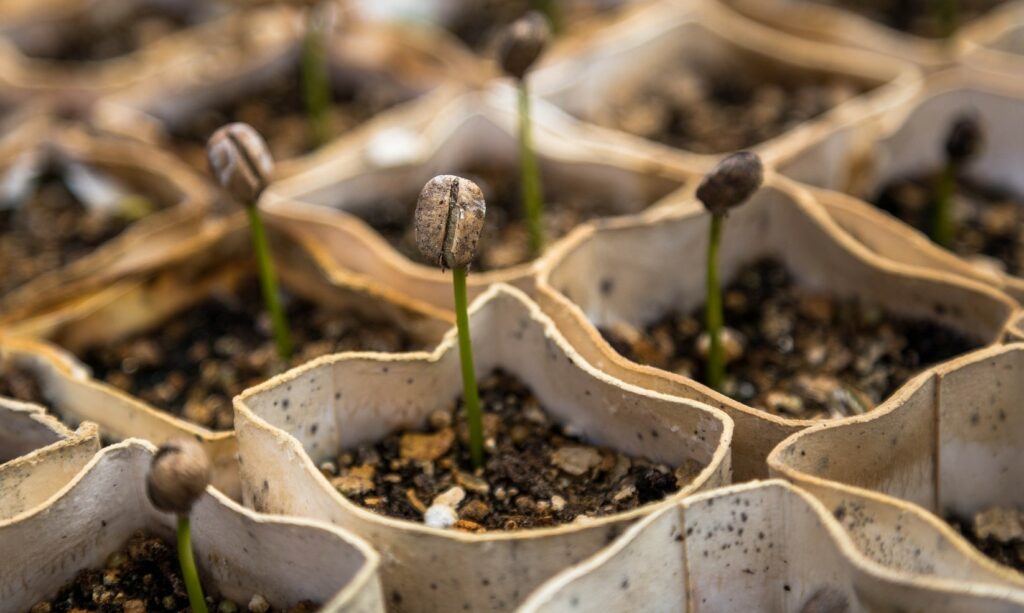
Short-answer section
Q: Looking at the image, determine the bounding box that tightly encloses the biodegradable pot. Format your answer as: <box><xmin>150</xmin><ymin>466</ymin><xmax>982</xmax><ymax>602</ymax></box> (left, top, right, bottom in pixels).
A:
<box><xmin>961</xmin><ymin>2</ymin><xmax>1024</xmax><ymax>76</ymax></box>
<box><xmin>94</xmin><ymin>11</ymin><xmax>482</xmax><ymax>175</ymax></box>
<box><xmin>0</xmin><ymin>397</ymin><xmax>99</xmax><ymax>520</ymax></box>
<box><xmin>534</xmin><ymin>173</ymin><xmax>1020</xmax><ymax>481</ymax></box>
<box><xmin>723</xmin><ymin>0</ymin><xmax>1006</xmax><ymax>68</ymax></box>
<box><xmin>781</xmin><ymin>69</ymin><xmax>1024</xmax><ymax>303</ymax></box>
<box><xmin>233</xmin><ymin>284</ymin><xmax>733</xmax><ymax>612</ymax></box>
<box><xmin>529</xmin><ymin>0</ymin><xmax>921</xmax><ymax>174</ymax></box>
<box><xmin>266</xmin><ymin>87</ymin><xmax>693</xmax><ymax>313</ymax></box>
<box><xmin>0</xmin><ymin>119</ymin><xmax>213</xmax><ymax>322</ymax></box>
<box><xmin>520</xmin><ymin>480</ymin><xmax>1024</xmax><ymax>612</ymax></box>
<box><xmin>0</xmin><ymin>440</ymin><xmax>385</xmax><ymax>612</ymax></box>
<box><xmin>769</xmin><ymin>343</ymin><xmax>1024</xmax><ymax>590</ymax></box>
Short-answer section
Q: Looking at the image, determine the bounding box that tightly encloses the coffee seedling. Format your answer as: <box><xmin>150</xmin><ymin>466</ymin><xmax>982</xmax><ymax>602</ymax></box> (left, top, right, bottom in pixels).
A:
<box><xmin>932</xmin><ymin>112</ymin><xmax>983</xmax><ymax>247</ymax></box>
<box><xmin>498</xmin><ymin>12</ymin><xmax>551</xmax><ymax>259</ymax></box>
<box><xmin>696</xmin><ymin>152</ymin><xmax>764</xmax><ymax>391</ymax></box>
<box><xmin>207</xmin><ymin>122</ymin><xmax>293</xmax><ymax>360</ymax></box>
<box><xmin>415</xmin><ymin>175</ymin><xmax>487</xmax><ymax>468</ymax></box>
<box><xmin>147</xmin><ymin>438</ymin><xmax>212</xmax><ymax>613</ymax></box>
<box><xmin>302</xmin><ymin>2</ymin><xmax>333</xmax><ymax>147</ymax></box>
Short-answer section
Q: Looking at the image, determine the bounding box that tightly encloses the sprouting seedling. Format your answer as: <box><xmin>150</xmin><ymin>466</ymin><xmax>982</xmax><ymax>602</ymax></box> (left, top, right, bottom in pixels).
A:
<box><xmin>147</xmin><ymin>438</ymin><xmax>212</xmax><ymax>613</ymax></box>
<box><xmin>932</xmin><ymin>112</ymin><xmax>983</xmax><ymax>248</ymax></box>
<box><xmin>207</xmin><ymin>122</ymin><xmax>293</xmax><ymax>361</ymax></box>
<box><xmin>498</xmin><ymin>12</ymin><xmax>551</xmax><ymax>260</ymax></box>
<box><xmin>302</xmin><ymin>2</ymin><xmax>332</xmax><ymax>148</ymax></box>
<box><xmin>415</xmin><ymin>175</ymin><xmax>487</xmax><ymax>469</ymax></box>
<box><xmin>695</xmin><ymin>152</ymin><xmax>764</xmax><ymax>392</ymax></box>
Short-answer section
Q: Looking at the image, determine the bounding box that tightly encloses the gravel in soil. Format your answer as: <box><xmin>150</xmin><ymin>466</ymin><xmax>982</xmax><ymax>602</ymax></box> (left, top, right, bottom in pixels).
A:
<box><xmin>356</xmin><ymin>164</ymin><xmax>633</xmax><ymax>271</ymax></box>
<box><xmin>28</xmin><ymin>532</ymin><xmax>318</xmax><ymax>613</ymax></box>
<box><xmin>810</xmin><ymin>0</ymin><xmax>1008</xmax><ymax>38</ymax></box>
<box><xmin>81</xmin><ymin>280</ymin><xmax>423</xmax><ymax>431</ymax></box>
<box><xmin>874</xmin><ymin>171</ymin><xmax>1024</xmax><ymax>276</ymax></box>
<box><xmin>170</xmin><ymin>66</ymin><xmax>411</xmax><ymax>168</ymax></box>
<box><xmin>588</xmin><ymin>64</ymin><xmax>864</xmax><ymax>154</ymax></box>
<box><xmin>0</xmin><ymin>362</ymin><xmax>47</xmax><ymax>406</ymax></box>
<box><xmin>448</xmin><ymin>0</ymin><xmax>629</xmax><ymax>52</ymax></box>
<box><xmin>948</xmin><ymin>506</ymin><xmax>1024</xmax><ymax>574</ymax></box>
<box><xmin>321</xmin><ymin>369</ymin><xmax>700</xmax><ymax>531</ymax></box>
<box><xmin>599</xmin><ymin>258</ymin><xmax>978</xmax><ymax>420</ymax></box>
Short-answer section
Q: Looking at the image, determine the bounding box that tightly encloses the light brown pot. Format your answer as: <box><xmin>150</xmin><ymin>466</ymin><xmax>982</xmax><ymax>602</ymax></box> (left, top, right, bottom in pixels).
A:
<box><xmin>768</xmin><ymin>342</ymin><xmax>1024</xmax><ymax>591</ymax></box>
<box><xmin>534</xmin><ymin>173</ymin><xmax>1020</xmax><ymax>481</ymax></box>
<box><xmin>266</xmin><ymin>87</ymin><xmax>694</xmax><ymax>313</ymax></box>
<box><xmin>234</xmin><ymin>284</ymin><xmax>733</xmax><ymax>612</ymax></box>
<box><xmin>530</xmin><ymin>0</ymin><xmax>921</xmax><ymax>174</ymax></box>
<box><xmin>0</xmin><ymin>393</ymin><xmax>99</xmax><ymax>521</ymax></box>
<box><xmin>0</xmin><ymin>440</ymin><xmax>385</xmax><ymax>612</ymax></box>
<box><xmin>520</xmin><ymin>479</ymin><xmax>1024</xmax><ymax>612</ymax></box>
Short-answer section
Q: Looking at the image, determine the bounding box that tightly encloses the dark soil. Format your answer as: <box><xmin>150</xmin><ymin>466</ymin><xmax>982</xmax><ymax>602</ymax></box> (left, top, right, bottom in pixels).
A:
<box><xmin>590</xmin><ymin>66</ymin><xmax>864</xmax><ymax>154</ymax></box>
<box><xmin>356</xmin><ymin>164</ymin><xmax>630</xmax><ymax>271</ymax></box>
<box><xmin>28</xmin><ymin>532</ymin><xmax>318</xmax><ymax>613</ymax></box>
<box><xmin>322</xmin><ymin>369</ymin><xmax>700</xmax><ymax>531</ymax></box>
<box><xmin>948</xmin><ymin>508</ymin><xmax>1024</xmax><ymax>574</ymax></box>
<box><xmin>0</xmin><ymin>171</ymin><xmax>147</xmax><ymax>299</ymax></box>
<box><xmin>81</xmin><ymin>280</ymin><xmax>423</xmax><ymax>431</ymax></box>
<box><xmin>448</xmin><ymin>0</ymin><xmax>628</xmax><ymax>52</ymax></box>
<box><xmin>0</xmin><ymin>362</ymin><xmax>46</xmax><ymax>406</ymax></box>
<box><xmin>599</xmin><ymin>259</ymin><xmax>978</xmax><ymax>420</ymax></box>
<box><xmin>171</xmin><ymin>65</ymin><xmax>411</xmax><ymax>168</ymax></box>
<box><xmin>874</xmin><ymin>171</ymin><xmax>1024</xmax><ymax>276</ymax></box>
<box><xmin>811</xmin><ymin>0</ymin><xmax>1008</xmax><ymax>38</ymax></box>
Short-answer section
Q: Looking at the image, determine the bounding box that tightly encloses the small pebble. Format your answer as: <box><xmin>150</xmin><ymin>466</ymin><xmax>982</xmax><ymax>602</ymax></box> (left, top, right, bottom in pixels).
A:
<box><xmin>551</xmin><ymin>446</ymin><xmax>603</xmax><ymax>476</ymax></box>
<box><xmin>433</xmin><ymin>486</ymin><xmax>466</xmax><ymax>509</ymax></box>
<box><xmin>551</xmin><ymin>495</ymin><xmax>567</xmax><ymax>512</ymax></box>
<box><xmin>248</xmin><ymin>594</ymin><xmax>271</xmax><ymax>613</ymax></box>
<box><xmin>424</xmin><ymin>504</ymin><xmax>458</xmax><ymax>529</ymax></box>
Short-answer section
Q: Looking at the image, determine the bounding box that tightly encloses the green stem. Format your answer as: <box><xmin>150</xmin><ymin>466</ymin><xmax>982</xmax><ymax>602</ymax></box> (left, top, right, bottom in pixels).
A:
<box><xmin>302</xmin><ymin>4</ymin><xmax>332</xmax><ymax>148</ymax></box>
<box><xmin>247</xmin><ymin>205</ymin><xmax>293</xmax><ymax>361</ymax></box>
<box><xmin>705</xmin><ymin>213</ymin><xmax>724</xmax><ymax>391</ymax></box>
<box><xmin>932</xmin><ymin>161</ymin><xmax>957</xmax><ymax>248</ymax></box>
<box><xmin>518</xmin><ymin>79</ymin><xmax>545</xmax><ymax>259</ymax></box>
<box><xmin>177</xmin><ymin>515</ymin><xmax>208</xmax><ymax>613</ymax></box>
<box><xmin>530</xmin><ymin>0</ymin><xmax>563</xmax><ymax>34</ymax></box>
<box><xmin>936</xmin><ymin>0</ymin><xmax>957</xmax><ymax>39</ymax></box>
<box><xmin>453</xmin><ymin>267</ymin><xmax>483</xmax><ymax>469</ymax></box>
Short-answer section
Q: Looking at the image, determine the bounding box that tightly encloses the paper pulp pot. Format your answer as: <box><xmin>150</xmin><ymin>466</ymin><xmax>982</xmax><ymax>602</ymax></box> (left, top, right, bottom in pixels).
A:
<box><xmin>769</xmin><ymin>342</ymin><xmax>1024</xmax><ymax>590</ymax></box>
<box><xmin>233</xmin><ymin>284</ymin><xmax>733</xmax><ymax>612</ymax></box>
<box><xmin>781</xmin><ymin>68</ymin><xmax>1024</xmax><ymax>303</ymax></box>
<box><xmin>530</xmin><ymin>0</ymin><xmax>920</xmax><ymax>174</ymax></box>
<box><xmin>0</xmin><ymin>440</ymin><xmax>385</xmax><ymax>613</ymax></box>
<box><xmin>534</xmin><ymin>173</ymin><xmax>1020</xmax><ymax>481</ymax></box>
<box><xmin>519</xmin><ymin>479</ymin><xmax>1024</xmax><ymax>612</ymax></box>
<box><xmin>0</xmin><ymin>395</ymin><xmax>99</xmax><ymax>521</ymax></box>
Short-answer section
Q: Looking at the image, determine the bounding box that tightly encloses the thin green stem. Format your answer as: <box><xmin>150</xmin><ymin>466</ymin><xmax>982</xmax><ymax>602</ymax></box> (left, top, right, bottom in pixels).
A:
<box><xmin>518</xmin><ymin>79</ymin><xmax>545</xmax><ymax>259</ymax></box>
<box><xmin>932</xmin><ymin>161</ymin><xmax>957</xmax><ymax>248</ymax></box>
<box><xmin>247</xmin><ymin>205</ymin><xmax>293</xmax><ymax>360</ymax></box>
<box><xmin>530</xmin><ymin>0</ymin><xmax>563</xmax><ymax>34</ymax></box>
<box><xmin>705</xmin><ymin>213</ymin><xmax>724</xmax><ymax>391</ymax></box>
<box><xmin>452</xmin><ymin>267</ymin><xmax>483</xmax><ymax>469</ymax></box>
<box><xmin>177</xmin><ymin>515</ymin><xmax>208</xmax><ymax>613</ymax></box>
<box><xmin>936</xmin><ymin>0</ymin><xmax>957</xmax><ymax>39</ymax></box>
<box><xmin>302</xmin><ymin>4</ymin><xmax>332</xmax><ymax>148</ymax></box>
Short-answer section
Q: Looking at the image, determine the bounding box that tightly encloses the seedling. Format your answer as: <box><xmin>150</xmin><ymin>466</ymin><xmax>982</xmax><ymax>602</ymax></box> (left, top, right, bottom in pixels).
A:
<box><xmin>415</xmin><ymin>175</ymin><xmax>487</xmax><ymax>468</ymax></box>
<box><xmin>932</xmin><ymin>113</ymin><xmax>983</xmax><ymax>247</ymax></box>
<box><xmin>498</xmin><ymin>12</ymin><xmax>551</xmax><ymax>259</ymax></box>
<box><xmin>302</xmin><ymin>2</ymin><xmax>333</xmax><ymax>147</ymax></box>
<box><xmin>207</xmin><ymin>122</ymin><xmax>293</xmax><ymax>360</ymax></box>
<box><xmin>147</xmin><ymin>438</ymin><xmax>212</xmax><ymax>613</ymax></box>
<box><xmin>695</xmin><ymin>152</ymin><xmax>764</xmax><ymax>391</ymax></box>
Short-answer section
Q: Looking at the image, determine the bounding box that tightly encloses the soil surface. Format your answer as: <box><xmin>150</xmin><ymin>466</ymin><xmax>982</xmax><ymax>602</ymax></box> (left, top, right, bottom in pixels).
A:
<box><xmin>599</xmin><ymin>259</ymin><xmax>978</xmax><ymax>420</ymax></box>
<box><xmin>948</xmin><ymin>507</ymin><xmax>1024</xmax><ymax>573</ymax></box>
<box><xmin>0</xmin><ymin>172</ymin><xmax>147</xmax><ymax>299</ymax></box>
<box><xmin>28</xmin><ymin>532</ymin><xmax>318</xmax><ymax>613</ymax></box>
<box><xmin>0</xmin><ymin>362</ymin><xmax>46</xmax><ymax>406</ymax></box>
<box><xmin>810</xmin><ymin>0</ymin><xmax>1008</xmax><ymax>38</ymax></box>
<box><xmin>171</xmin><ymin>66</ymin><xmax>411</xmax><ymax>168</ymax></box>
<box><xmin>81</xmin><ymin>280</ymin><xmax>423</xmax><ymax>431</ymax></box>
<box><xmin>590</xmin><ymin>65</ymin><xmax>864</xmax><ymax>154</ymax></box>
<box><xmin>357</xmin><ymin>164</ymin><xmax>632</xmax><ymax>271</ymax></box>
<box><xmin>874</xmin><ymin>171</ymin><xmax>1024</xmax><ymax>276</ymax></box>
<box><xmin>322</xmin><ymin>369</ymin><xmax>700</xmax><ymax>531</ymax></box>
<box><xmin>449</xmin><ymin>0</ymin><xmax>629</xmax><ymax>52</ymax></box>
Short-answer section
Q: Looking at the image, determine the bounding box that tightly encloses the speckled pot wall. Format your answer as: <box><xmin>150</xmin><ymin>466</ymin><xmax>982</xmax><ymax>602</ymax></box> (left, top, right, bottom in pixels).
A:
<box><xmin>0</xmin><ymin>395</ymin><xmax>98</xmax><ymax>521</ymax></box>
<box><xmin>530</xmin><ymin>0</ymin><xmax>921</xmax><ymax>174</ymax></box>
<box><xmin>769</xmin><ymin>343</ymin><xmax>1024</xmax><ymax>592</ymax></box>
<box><xmin>265</xmin><ymin>87</ymin><xmax>694</xmax><ymax>311</ymax></box>
<box><xmin>519</xmin><ymin>480</ymin><xmax>1024</xmax><ymax>612</ymax></box>
<box><xmin>534</xmin><ymin>173</ymin><xmax>1020</xmax><ymax>481</ymax></box>
<box><xmin>781</xmin><ymin>69</ymin><xmax>1024</xmax><ymax>303</ymax></box>
<box><xmin>0</xmin><ymin>440</ymin><xmax>385</xmax><ymax>613</ymax></box>
<box><xmin>233</xmin><ymin>284</ymin><xmax>733</xmax><ymax>613</ymax></box>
